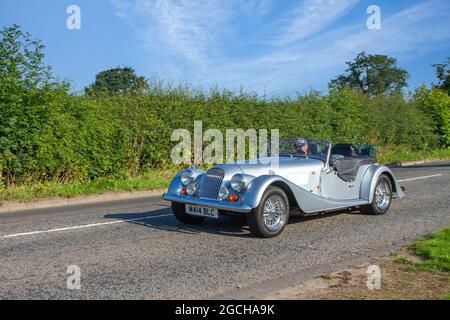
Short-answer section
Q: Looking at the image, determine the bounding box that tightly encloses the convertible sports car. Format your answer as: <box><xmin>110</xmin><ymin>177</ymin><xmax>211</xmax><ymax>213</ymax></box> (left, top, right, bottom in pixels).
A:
<box><xmin>163</xmin><ymin>138</ymin><xmax>405</xmax><ymax>238</ymax></box>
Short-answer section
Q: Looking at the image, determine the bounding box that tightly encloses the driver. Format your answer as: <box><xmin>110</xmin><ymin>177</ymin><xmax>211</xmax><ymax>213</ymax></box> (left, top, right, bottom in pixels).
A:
<box><xmin>294</xmin><ymin>138</ymin><xmax>309</xmax><ymax>155</ymax></box>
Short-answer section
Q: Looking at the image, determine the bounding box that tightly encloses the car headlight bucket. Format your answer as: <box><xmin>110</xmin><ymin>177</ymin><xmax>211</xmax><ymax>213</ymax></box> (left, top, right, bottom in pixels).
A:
<box><xmin>186</xmin><ymin>183</ymin><xmax>196</xmax><ymax>196</ymax></box>
<box><xmin>181</xmin><ymin>169</ymin><xmax>194</xmax><ymax>185</ymax></box>
<box><xmin>231</xmin><ymin>174</ymin><xmax>246</xmax><ymax>192</ymax></box>
<box><xmin>218</xmin><ymin>187</ymin><xmax>229</xmax><ymax>200</ymax></box>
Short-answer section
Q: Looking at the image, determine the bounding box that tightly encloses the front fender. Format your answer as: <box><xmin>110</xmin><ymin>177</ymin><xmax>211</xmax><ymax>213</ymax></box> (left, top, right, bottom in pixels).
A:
<box><xmin>360</xmin><ymin>164</ymin><xmax>405</xmax><ymax>203</ymax></box>
<box><xmin>241</xmin><ymin>175</ymin><xmax>295</xmax><ymax>209</ymax></box>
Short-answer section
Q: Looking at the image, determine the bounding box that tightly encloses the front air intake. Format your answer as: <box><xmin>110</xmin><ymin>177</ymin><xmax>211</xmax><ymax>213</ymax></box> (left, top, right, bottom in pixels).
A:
<box><xmin>197</xmin><ymin>168</ymin><xmax>225</xmax><ymax>199</ymax></box>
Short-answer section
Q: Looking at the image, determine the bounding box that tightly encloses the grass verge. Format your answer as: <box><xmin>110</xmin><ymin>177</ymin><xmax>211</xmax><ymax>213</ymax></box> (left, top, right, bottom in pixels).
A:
<box><xmin>1</xmin><ymin>147</ymin><xmax>449</xmax><ymax>203</ymax></box>
<box><xmin>395</xmin><ymin>228</ymin><xmax>450</xmax><ymax>272</ymax></box>
<box><xmin>263</xmin><ymin>228</ymin><xmax>450</xmax><ymax>300</ymax></box>
<box><xmin>377</xmin><ymin>147</ymin><xmax>450</xmax><ymax>164</ymax></box>
<box><xmin>0</xmin><ymin>168</ymin><xmax>177</xmax><ymax>203</ymax></box>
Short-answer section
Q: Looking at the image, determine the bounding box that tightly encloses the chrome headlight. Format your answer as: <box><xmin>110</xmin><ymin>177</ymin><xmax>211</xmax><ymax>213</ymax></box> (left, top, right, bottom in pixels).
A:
<box><xmin>186</xmin><ymin>183</ymin><xmax>196</xmax><ymax>196</ymax></box>
<box><xmin>181</xmin><ymin>169</ymin><xmax>194</xmax><ymax>185</ymax></box>
<box><xmin>231</xmin><ymin>174</ymin><xmax>246</xmax><ymax>192</ymax></box>
<box><xmin>218</xmin><ymin>186</ymin><xmax>229</xmax><ymax>200</ymax></box>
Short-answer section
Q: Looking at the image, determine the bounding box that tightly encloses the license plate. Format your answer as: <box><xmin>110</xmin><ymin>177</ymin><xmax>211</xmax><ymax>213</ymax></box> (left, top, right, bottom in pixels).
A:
<box><xmin>185</xmin><ymin>205</ymin><xmax>219</xmax><ymax>219</ymax></box>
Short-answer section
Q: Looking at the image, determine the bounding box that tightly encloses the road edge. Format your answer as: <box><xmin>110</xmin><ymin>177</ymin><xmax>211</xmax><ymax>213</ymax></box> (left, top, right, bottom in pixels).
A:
<box><xmin>0</xmin><ymin>188</ymin><xmax>167</xmax><ymax>213</ymax></box>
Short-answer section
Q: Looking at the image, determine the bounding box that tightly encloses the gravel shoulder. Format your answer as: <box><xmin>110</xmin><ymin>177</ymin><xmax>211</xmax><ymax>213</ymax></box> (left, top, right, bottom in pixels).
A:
<box><xmin>261</xmin><ymin>247</ymin><xmax>450</xmax><ymax>300</ymax></box>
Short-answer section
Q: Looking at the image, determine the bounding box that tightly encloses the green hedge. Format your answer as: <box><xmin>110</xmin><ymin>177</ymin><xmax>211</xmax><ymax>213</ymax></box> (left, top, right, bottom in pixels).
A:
<box><xmin>0</xmin><ymin>84</ymin><xmax>448</xmax><ymax>186</ymax></box>
<box><xmin>414</xmin><ymin>87</ymin><xmax>450</xmax><ymax>147</ymax></box>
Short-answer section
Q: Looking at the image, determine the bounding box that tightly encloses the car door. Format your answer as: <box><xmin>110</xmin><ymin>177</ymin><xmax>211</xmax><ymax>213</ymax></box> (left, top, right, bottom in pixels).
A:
<box><xmin>320</xmin><ymin>167</ymin><xmax>361</xmax><ymax>200</ymax></box>
<box><xmin>277</xmin><ymin>159</ymin><xmax>323</xmax><ymax>195</ymax></box>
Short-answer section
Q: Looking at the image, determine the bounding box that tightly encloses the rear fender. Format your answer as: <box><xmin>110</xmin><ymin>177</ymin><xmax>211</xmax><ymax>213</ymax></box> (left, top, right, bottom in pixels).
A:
<box><xmin>360</xmin><ymin>164</ymin><xmax>405</xmax><ymax>202</ymax></box>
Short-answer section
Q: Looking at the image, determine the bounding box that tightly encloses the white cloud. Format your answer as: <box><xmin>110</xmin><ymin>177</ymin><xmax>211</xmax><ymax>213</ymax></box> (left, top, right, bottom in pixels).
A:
<box><xmin>153</xmin><ymin>1</ymin><xmax>230</xmax><ymax>65</ymax></box>
<box><xmin>274</xmin><ymin>0</ymin><xmax>359</xmax><ymax>46</ymax></box>
<box><xmin>115</xmin><ymin>0</ymin><xmax>232</xmax><ymax>72</ymax></box>
<box><xmin>335</xmin><ymin>0</ymin><xmax>450</xmax><ymax>56</ymax></box>
<box><xmin>213</xmin><ymin>0</ymin><xmax>450</xmax><ymax>94</ymax></box>
<box><xmin>112</xmin><ymin>0</ymin><xmax>259</xmax><ymax>79</ymax></box>
<box><xmin>112</xmin><ymin>0</ymin><xmax>450</xmax><ymax>95</ymax></box>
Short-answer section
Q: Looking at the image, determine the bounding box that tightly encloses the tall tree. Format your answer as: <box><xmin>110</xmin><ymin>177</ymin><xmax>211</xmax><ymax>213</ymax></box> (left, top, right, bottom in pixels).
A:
<box><xmin>0</xmin><ymin>25</ymin><xmax>67</xmax><ymax>186</ymax></box>
<box><xmin>85</xmin><ymin>67</ymin><xmax>149</xmax><ymax>96</ymax></box>
<box><xmin>0</xmin><ymin>24</ymin><xmax>53</xmax><ymax>88</ymax></box>
<box><xmin>432</xmin><ymin>57</ymin><xmax>450</xmax><ymax>95</ymax></box>
<box><xmin>329</xmin><ymin>52</ymin><xmax>409</xmax><ymax>96</ymax></box>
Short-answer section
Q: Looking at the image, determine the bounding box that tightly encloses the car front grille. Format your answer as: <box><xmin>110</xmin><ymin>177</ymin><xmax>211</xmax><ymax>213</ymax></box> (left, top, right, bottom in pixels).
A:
<box><xmin>197</xmin><ymin>168</ymin><xmax>225</xmax><ymax>199</ymax></box>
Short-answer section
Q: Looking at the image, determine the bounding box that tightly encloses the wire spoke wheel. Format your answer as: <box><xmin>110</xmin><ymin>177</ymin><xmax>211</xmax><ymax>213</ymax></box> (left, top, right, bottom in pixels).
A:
<box><xmin>247</xmin><ymin>186</ymin><xmax>290</xmax><ymax>238</ymax></box>
<box><xmin>374</xmin><ymin>179</ymin><xmax>391</xmax><ymax>211</ymax></box>
<box><xmin>367</xmin><ymin>174</ymin><xmax>393</xmax><ymax>215</ymax></box>
<box><xmin>262</xmin><ymin>194</ymin><xmax>287</xmax><ymax>232</ymax></box>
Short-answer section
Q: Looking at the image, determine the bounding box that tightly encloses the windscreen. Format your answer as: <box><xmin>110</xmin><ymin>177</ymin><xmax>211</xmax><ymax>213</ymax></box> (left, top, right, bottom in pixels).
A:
<box><xmin>278</xmin><ymin>138</ymin><xmax>330</xmax><ymax>158</ymax></box>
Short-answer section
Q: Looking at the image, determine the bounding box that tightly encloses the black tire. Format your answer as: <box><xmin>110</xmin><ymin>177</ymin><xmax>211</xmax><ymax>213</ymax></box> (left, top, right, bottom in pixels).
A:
<box><xmin>366</xmin><ymin>174</ymin><xmax>392</xmax><ymax>215</ymax></box>
<box><xmin>247</xmin><ymin>186</ymin><xmax>289</xmax><ymax>238</ymax></box>
<box><xmin>171</xmin><ymin>202</ymin><xmax>205</xmax><ymax>224</ymax></box>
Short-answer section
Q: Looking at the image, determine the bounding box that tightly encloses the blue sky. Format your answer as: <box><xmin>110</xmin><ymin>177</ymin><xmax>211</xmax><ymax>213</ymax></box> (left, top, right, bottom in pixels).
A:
<box><xmin>1</xmin><ymin>0</ymin><xmax>449</xmax><ymax>96</ymax></box>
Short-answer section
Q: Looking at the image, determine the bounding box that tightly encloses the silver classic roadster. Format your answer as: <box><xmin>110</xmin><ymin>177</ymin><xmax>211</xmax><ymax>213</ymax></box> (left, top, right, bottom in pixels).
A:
<box><xmin>163</xmin><ymin>138</ymin><xmax>405</xmax><ymax>238</ymax></box>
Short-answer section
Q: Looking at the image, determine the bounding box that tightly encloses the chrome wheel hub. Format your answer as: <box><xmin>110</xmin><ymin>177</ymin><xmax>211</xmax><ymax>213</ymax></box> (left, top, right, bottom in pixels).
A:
<box><xmin>375</xmin><ymin>180</ymin><xmax>391</xmax><ymax>211</ymax></box>
<box><xmin>263</xmin><ymin>195</ymin><xmax>287</xmax><ymax>232</ymax></box>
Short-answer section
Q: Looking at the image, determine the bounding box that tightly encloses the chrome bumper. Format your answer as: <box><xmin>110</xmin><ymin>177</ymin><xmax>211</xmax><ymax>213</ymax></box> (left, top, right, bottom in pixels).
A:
<box><xmin>162</xmin><ymin>193</ymin><xmax>252</xmax><ymax>213</ymax></box>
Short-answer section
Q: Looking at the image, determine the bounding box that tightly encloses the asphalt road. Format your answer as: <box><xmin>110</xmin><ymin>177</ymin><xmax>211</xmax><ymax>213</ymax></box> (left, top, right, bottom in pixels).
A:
<box><xmin>0</xmin><ymin>161</ymin><xmax>449</xmax><ymax>299</ymax></box>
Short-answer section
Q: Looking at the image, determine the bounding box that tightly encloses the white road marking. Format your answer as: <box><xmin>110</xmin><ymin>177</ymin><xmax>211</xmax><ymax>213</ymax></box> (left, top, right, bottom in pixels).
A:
<box><xmin>397</xmin><ymin>174</ymin><xmax>442</xmax><ymax>182</ymax></box>
<box><xmin>0</xmin><ymin>214</ymin><xmax>172</xmax><ymax>239</ymax></box>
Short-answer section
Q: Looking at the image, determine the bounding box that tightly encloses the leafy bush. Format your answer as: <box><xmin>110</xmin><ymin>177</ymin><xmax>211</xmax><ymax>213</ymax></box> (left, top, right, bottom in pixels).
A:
<box><xmin>1</xmin><ymin>75</ymin><xmax>446</xmax><ymax>186</ymax></box>
<box><xmin>414</xmin><ymin>87</ymin><xmax>450</xmax><ymax>147</ymax></box>
<box><xmin>1</xmin><ymin>25</ymin><xmax>448</xmax><ymax>187</ymax></box>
